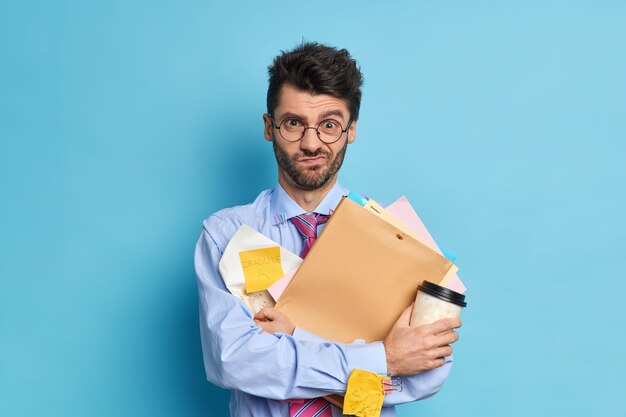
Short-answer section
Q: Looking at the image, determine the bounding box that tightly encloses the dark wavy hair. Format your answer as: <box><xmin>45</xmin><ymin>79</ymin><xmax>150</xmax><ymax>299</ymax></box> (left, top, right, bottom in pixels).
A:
<box><xmin>267</xmin><ymin>42</ymin><xmax>364</xmax><ymax>122</ymax></box>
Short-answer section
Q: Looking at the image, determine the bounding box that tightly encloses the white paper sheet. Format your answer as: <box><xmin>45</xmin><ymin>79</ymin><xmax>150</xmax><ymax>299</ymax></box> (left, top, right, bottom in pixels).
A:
<box><xmin>218</xmin><ymin>225</ymin><xmax>303</xmax><ymax>313</ymax></box>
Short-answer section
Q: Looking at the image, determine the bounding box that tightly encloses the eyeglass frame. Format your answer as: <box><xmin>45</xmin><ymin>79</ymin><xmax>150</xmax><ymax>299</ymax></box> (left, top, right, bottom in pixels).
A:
<box><xmin>269</xmin><ymin>114</ymin><xmax>353</xmax><ymax>144</ymax></box>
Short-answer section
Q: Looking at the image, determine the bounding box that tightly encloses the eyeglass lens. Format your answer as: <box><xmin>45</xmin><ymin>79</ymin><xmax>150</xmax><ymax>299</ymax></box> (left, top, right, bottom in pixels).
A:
<box><xmin>278</xmin><ymin>118</ymin><xmax>344</xmax><ymax>143</ymax></box>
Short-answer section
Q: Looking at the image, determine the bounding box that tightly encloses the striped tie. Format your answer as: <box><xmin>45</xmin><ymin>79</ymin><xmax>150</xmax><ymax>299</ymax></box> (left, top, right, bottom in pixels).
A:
<box><xmin>289</xmin><ymin>213</ymin><xmax>330</xmax><ymax>259</ymax></box>
<box><xmin>288</xmin><ymin>213</ymin><xmax>332</xmax><ymax>417</ymax></box>
<box><xmin>288</xmin><ymin>397</ymin><xmax>331</xmax><ymax>417</ymax></box>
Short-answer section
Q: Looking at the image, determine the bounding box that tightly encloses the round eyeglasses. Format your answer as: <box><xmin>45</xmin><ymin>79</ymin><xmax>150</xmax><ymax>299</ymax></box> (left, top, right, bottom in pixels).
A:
<box><xmin>270</xmin><ymin>116</ymin><xmax>350</xmax><ymax>144</ymax></box>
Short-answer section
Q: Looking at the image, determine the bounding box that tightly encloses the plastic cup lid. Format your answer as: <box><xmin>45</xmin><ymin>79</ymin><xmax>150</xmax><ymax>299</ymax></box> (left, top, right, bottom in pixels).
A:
<box><xmin>418</xmin><ymin>280</ymin><xmax>467</xmax><ymax>307</ymax></box>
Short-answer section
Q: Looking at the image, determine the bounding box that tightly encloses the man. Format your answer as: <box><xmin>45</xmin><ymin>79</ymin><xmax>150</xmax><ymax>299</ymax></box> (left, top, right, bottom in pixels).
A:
<box><xmin>195</xmin><ymin>42</ymin><xmax>461</xmax><ymax>417</ymax></box>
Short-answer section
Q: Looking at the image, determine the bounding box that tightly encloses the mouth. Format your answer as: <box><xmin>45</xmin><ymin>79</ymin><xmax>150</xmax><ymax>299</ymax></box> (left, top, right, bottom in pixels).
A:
<box><xmin>297</xmin><ymin>155</ymin><xmax>327</xmax><ymax>165</ymax></box>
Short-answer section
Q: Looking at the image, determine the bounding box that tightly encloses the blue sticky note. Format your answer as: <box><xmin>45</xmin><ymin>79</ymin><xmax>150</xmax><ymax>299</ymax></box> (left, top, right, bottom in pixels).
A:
<box><xmin>346</xmin><ymin>191</ymin><xmax>368</xmax><ymax>206</ymax></box>
<box><xmin>441</xmin><ymin>248</ymin><xmax>457</xmax><ymax>263</ymax></box>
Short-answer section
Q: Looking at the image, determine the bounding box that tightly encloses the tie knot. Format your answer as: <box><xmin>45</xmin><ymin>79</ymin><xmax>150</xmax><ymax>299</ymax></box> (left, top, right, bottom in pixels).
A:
<box><xmin>289</xmin><ymin>213</ymin><xmax>329</xmax><ymax>239</ymax></box>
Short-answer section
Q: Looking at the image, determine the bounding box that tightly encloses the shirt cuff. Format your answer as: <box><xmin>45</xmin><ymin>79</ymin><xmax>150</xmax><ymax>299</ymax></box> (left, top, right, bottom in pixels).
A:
<box><xmin>345</xmin><ymin>340</ymin><xmax>388</xmax><ymax>375</ymax></box>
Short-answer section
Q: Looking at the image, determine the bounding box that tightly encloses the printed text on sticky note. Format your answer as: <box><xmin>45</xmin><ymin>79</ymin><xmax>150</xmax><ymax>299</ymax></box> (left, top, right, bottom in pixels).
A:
<box><xmin>239</xmin><ymin>247</ymin><xmax>285</xmax><ymax>293</ymax></box>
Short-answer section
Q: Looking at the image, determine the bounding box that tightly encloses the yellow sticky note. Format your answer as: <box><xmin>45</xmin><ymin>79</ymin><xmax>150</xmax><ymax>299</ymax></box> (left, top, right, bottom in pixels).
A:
<box><xmin>343</xmin><ymin>369</ymin><xmax>387</xmax><ymax>417</ymax></box>
<box><xmin>239</xmin><ymin>247</ymin><xmax>285</xmax><ymax>293</ymax></box>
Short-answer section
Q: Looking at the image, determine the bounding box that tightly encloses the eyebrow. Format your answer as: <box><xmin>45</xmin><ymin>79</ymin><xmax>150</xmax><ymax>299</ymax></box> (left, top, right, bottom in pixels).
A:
<box><xmin>277</xmin><ymin>110</ymin><xmax>347</xmax><ymax>123</ymax></box>
<box><xmin>319</xmin><ymin>110</ymin><xmax>346</xmax><ymax>121</ymax></box>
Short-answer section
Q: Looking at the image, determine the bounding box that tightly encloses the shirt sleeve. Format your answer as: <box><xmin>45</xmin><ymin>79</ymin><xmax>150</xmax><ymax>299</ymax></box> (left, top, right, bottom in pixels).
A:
<box><xmin>293</xmin><ymin>327</ymin><xmax>454</xmax><ymax>405</ymax></box>
<box><xmin>195</xmin><ymin>223</ymin><xmax>388</xmax><ymax>400</ymax></box>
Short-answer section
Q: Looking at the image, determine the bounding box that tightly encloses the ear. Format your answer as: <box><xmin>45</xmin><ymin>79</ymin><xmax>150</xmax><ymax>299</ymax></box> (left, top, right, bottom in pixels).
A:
<box><xmin>347</xmin><ymin>119</ymin><xmax>357</xmax><ymax>144</ymax></box>
<box><xmin>263</xmin><ymin>114</ymin><xmax>273</xmax><ymax>142</ymax></box>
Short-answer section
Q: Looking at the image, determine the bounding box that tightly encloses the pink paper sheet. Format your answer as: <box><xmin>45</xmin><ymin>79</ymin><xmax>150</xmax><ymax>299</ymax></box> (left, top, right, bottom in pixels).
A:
<box><xmin>386</xmin><ymin>196</ymin><xmax>466</xmax><ymax>294</ymax></box>
<box><xmin>267</xmin><ymin>268</ymin><xmax>297</xmax><ymax>302</ymax></box>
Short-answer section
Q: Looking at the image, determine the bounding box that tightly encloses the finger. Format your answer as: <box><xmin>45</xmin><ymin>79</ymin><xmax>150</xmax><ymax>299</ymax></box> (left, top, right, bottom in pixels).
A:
<box><xmin>254</xmin><ymin>318</ymin><xmax>268</xmax><ymax>327</ymax></box>
<box><xmin>432</xmin><ymin>345</ymin><xmax>453</xmax><ymax>358</ymax></box>
<box><xmin>429</xmin><ymin>357</ymin><xmax>446</xmax><ymax>369</ymax></box>
<box><xmin>434</xmin><ymin>331</ymin><xmax>459</xmax><ymax>347</ymax></box>
<box><xmin>392</xmin><ymin>303</ymin><xmax>414</xmax><ymax>328</ymax></box>
<box><xmin>254</xmin><ymin>307</ymin><xmax>277</xmax><ymax>321</ymax></box>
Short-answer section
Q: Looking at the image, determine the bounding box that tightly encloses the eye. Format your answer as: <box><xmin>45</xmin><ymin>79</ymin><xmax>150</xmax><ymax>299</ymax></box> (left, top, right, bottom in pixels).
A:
<box><xmin>321</xmin><ymin>119</ymin><xmax>340</xmax><ymax>130</ymax></box>
<box><xmin>284</xmin><ymin>118</ymin><xmax>303</xmax><ymax>127</ymax></box>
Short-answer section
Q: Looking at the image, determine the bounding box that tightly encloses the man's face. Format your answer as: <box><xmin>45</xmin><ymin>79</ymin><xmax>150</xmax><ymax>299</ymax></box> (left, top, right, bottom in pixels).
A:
<box><xmin>263</xmin><ymin>84</ymin><xmax>357</xmax><ymax>191</ymax></box>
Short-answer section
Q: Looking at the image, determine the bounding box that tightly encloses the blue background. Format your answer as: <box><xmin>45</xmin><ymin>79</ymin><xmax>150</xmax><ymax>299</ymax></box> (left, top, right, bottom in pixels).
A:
<box><xmin>1</xmin><ymin>1</ymin><xmax>625</xmax><ymax>416</ymax></box>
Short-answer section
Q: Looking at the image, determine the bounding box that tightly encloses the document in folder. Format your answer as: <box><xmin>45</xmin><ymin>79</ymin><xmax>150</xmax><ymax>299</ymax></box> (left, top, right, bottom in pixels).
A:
<box><xmin>275</xmin><ymin>197</ymin><xmax>454</xmax><ymax>343</ymax></box>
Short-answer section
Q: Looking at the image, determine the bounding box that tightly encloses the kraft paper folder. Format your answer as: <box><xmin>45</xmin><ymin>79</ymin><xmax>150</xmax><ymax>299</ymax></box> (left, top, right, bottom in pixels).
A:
<box><xmin>275</xmin><ymin>197</ymin><xmax>454</xmax><ymax>344</ymax></box>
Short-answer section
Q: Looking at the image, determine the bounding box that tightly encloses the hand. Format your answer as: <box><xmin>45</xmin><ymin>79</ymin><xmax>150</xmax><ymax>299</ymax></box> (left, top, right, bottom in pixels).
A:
<box><xmin>254</xmin><ymin>307</ymin><xmax>295</xmax><ymax>335</ymax></box>
<box><xmin>383</xmin><ymin>304</ymin><xmax>461</xmax><ymax>376</ymax></box>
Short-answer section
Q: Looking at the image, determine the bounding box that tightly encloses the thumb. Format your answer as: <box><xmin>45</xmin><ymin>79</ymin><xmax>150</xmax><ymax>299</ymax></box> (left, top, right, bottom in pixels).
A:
<box><xmin>392</xmin><ymin>303</ymin><xmax>414</xmax><ymax>329</ymax></box>
<box><xmin>254</xmin><ymin>306</ymin><xmax>277</xmax><ymax>321</ymax></box>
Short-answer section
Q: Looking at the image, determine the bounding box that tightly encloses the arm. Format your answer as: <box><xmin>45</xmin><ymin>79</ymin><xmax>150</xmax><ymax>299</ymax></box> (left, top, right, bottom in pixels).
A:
<box><xmin>381</xmin><ymin>306</ymin><xmax>459</xmax><ymax>405</ymax></box>
<box><xmin>255</xmin><ymin>305</ymin><xmax>459</xmax><ymax>405</ymax></box>
<box><xmin>195</xmin><ymin>226</ymin><xmax>387</xmax><ymax>400</ymax></box>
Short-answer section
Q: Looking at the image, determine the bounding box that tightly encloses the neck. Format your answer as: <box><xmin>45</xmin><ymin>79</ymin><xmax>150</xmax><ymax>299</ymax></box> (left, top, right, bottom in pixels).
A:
<box><xmin>278</xmin><ymin>172</ymin><xmax>337</xmax><ymax>213</ymax></box>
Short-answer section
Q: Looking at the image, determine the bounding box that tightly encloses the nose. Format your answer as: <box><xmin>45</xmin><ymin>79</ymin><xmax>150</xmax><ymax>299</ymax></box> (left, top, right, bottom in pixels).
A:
<box><xmin>299</xmin><ymin>126</ymin><xmax>323</xmax><ymax>153</ymax></box>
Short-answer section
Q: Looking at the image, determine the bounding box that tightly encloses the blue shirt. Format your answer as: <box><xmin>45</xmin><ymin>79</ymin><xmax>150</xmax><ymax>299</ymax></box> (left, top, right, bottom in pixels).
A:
<box><xmin>194</xmin><ymin>181</ymin><xmax>453</xmax><ymax>417</ymax></box>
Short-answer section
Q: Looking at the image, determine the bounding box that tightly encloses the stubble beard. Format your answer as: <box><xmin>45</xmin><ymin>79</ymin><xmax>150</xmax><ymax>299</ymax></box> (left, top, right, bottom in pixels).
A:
<box><xmin>272</xmin><ymin>139</ymin><xmax>348</xmax><ymax>190</ymax></box>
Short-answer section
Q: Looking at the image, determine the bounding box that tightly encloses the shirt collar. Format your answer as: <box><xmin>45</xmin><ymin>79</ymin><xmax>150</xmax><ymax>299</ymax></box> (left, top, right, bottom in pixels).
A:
<box><xmin>270</xmin><ymin>181</ymin><xmax>349</xmax><ymax>226</ymax></box>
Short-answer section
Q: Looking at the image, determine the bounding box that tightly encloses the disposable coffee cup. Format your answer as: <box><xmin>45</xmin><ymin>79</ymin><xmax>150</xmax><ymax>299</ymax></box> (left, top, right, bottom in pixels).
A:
<box><xmin>410</xmin><ymin>281</ymin><xmax>467</xmax><ymax>327</ymax></box>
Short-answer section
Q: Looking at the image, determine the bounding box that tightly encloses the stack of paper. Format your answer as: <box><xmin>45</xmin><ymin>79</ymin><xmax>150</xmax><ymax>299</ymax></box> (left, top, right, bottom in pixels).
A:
<box><xmin>274</xmin><ymin>196</ymin><xmax>462</xmax><ymax>343</ymax></box>
<box><xmin>219</xmin><ymin>195</ymin><xmax>466</xmax><ymax>342</ymax></box>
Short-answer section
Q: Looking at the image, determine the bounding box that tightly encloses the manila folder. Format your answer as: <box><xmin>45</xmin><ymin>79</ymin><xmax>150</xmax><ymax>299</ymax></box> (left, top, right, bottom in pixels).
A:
<box><xmin>275</xmin><ymin>197</ymin><xmax>454</xmax><ymax>343</ymax></box>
